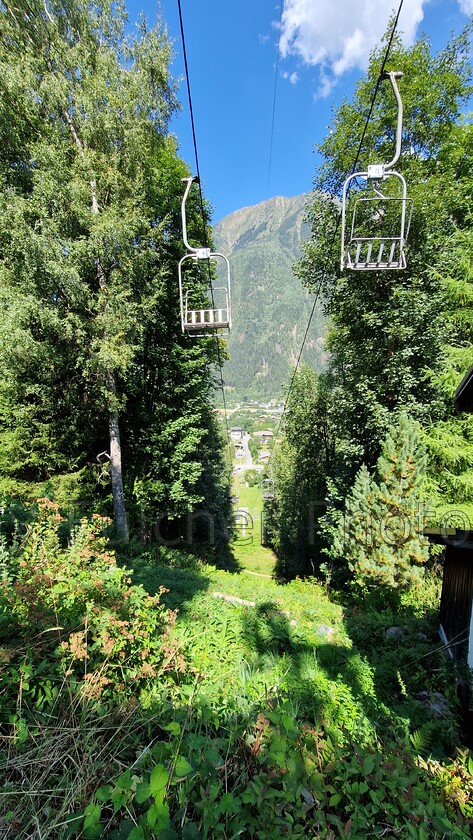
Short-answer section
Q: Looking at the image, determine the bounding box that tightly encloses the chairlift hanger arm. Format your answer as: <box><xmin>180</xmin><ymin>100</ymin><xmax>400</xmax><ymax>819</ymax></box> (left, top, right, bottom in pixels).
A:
<box><xmin>340</xmin><ymin>70</ymin><xmax>411</xmax><ymax>272</ymax></box>
<box><xmin>181</xmin><ymin>175</ymin><xmax>204</xmax><ymax>254</ymax></box>
<box><xmin>380</xmin><ymin>70</ymin><xmax>404</xmax><ymax>171</ymax></box>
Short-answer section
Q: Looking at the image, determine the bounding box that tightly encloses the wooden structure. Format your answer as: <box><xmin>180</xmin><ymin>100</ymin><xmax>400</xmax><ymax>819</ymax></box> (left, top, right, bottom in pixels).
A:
<box><xmin>455</xmin><ymin>364</ymin><xmax>473</xmax><ymax>413</ymax></box>
<box><xmin>432</xmin><ymin>364</ymin><xmax>473</xmax><ymax>743</ymax></box>
<box><xmin>436</xmin><ymin>532</ymin><xmax>473</xmax><ymax>664</ymax></box>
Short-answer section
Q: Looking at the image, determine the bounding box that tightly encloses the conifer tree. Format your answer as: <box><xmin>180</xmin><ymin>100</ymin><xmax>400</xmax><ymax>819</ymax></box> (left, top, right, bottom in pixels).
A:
<box><xmin>295</xmin><ymin>26</ymin><xmax>473</xmax><ymax>485</ymax></box>
<box><xmin>327</xmin><ymin>414</ymin><xmax>429</xmax><ymax>592</ymax></box>
<box><xmin>423</xmin><ymin>222</ymin><xmax>473</xmax><ymax>520</ymax></box>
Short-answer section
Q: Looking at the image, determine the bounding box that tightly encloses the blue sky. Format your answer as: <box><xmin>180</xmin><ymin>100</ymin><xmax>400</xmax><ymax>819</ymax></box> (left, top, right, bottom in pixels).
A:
<box><xmin>125</xmin><ymin>0</ymin><xmax>472</xmax><ymax>223</ymax></box>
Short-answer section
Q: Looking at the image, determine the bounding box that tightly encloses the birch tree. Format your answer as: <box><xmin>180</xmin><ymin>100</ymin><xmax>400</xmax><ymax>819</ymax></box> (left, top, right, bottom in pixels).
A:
<box><xmin>0</xmin><ymin>0</ymin><xmax>226</xmax><ymax>541</ymax></box>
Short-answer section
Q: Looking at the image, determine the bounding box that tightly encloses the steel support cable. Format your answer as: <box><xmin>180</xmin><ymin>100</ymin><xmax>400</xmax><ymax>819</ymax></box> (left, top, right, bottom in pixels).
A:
<box><xmin>176</xmin><ymin>0</ymin><xmax>232</xmax><ymax>461</ymax></box>
<box><xmin>266</xmin><ymin>0</ymin><xmax>284</xmax><ymax>199</ymax></box>
<box><xmin>269</xmin><ymin>0</ymin><xmax>406</xmax><ymax>467</ymax></box>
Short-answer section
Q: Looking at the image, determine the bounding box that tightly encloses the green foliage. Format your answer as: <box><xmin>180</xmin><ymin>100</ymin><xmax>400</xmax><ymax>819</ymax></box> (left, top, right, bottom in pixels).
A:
<box><xmin>2</xmin><ymin>538</ymin><xmax>471</xmax><ymax>837</ymax></box>
<box><xmin>243</xmin><ymin>469</ymin><xmax>259</xmax><ymax>487</ymax></box>
<box><xmin>423</xmin><ymin>223</ymin><xmax>473</xmax><ymax>518</ymax></box>
<box><xmin>0</xmin><ymin>500</ymin><xmax>180</xmax><ymax>714</ymax></box>
<box><xmin>72</xmin><ymin>707</ymin><xmax>471</xmax><ymax>839</ymax></box>
<box><xmin>266</xmin><ymin>367</ymin><xmax>336</xmax><ymax>579</ymax></box>
<box><xmin>424</xmin><ymin>749</ymin><xmax>473</xmax><ymax>820</ymax></box>
<box><xmin>323</xmin><ymin>414</ymin><xmax>429</xmax><ymax>592</ymax></box>
<box><xmin>0</xmin><ymin>0</ymin><xmax>230</xmax><ymax>539</ymax></box>
<box><xmin>295</xmin><ymin>26</ymin><xmax>473</xmax><ymax>493</ymax></box>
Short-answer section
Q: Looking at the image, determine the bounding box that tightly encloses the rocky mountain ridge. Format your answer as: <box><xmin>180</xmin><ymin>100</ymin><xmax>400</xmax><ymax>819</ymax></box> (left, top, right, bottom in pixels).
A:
<box><xmin>213</xmin><ymin>193</ymin><xmax>325</xmax><ymax>400</ymax></box>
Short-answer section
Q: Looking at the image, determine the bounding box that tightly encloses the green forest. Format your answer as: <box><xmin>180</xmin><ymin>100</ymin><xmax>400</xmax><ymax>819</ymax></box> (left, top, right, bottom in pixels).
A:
<box><xmin>2</xmin><ymin>0</ymin><xmax>473</xmax><ymax>837</ymax></box>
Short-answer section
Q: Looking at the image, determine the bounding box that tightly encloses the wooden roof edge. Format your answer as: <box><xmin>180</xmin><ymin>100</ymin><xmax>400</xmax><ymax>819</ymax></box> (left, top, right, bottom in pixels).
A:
<box><xmin>454</xmin><ymin>364</ymin><xmax>473</xmax><ymax>413</ymax></box>
<box><xmin>425</xmin><ymin>527</ymin><xmax>473</xmax><ymax>550</ymax></box>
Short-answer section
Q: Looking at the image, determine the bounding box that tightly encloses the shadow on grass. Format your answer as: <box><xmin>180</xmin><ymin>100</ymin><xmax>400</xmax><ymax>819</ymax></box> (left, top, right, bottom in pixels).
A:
<box><xmin>240</xmin><ymin>601</ymin><xmax>381</xmax><ymax>731</ymax></box>
<box><xmin>240</xmin><ymin>598</ymin><xmax>461</xmax><ymax>753</ymax></box>
<box><xmin>115</xmin><ymin>541</ymin><xmax>242</xmax><ymax>614</ymax></box>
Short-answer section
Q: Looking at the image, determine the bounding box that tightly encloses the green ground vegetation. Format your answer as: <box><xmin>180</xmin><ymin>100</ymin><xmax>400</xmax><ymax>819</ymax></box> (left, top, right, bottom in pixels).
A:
<box><xmin>1</xmin><ymin>502</ymin><xmax>472</xmax><ymax>838</ymax></box>
<box><xmin>231</xmin><ymin>473</ymin><xmax>276</xmax><ymax>576</ymax></box>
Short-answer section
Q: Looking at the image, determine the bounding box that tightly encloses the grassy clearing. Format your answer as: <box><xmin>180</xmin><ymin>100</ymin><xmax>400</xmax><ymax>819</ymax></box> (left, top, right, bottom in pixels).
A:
<box><xmin>231</xmin><ymin>472</ymin><xmax>277</xmax><ymax>576</ymax></box>
<box><xmin>2</xmin><ymin>510</ymin><xmax>472</xmax><ymax>838</ymax></box>
<box><xmin>131</xmin><ymin>552</ymin><xmax>456</xmax><ymax>750</ymax></box>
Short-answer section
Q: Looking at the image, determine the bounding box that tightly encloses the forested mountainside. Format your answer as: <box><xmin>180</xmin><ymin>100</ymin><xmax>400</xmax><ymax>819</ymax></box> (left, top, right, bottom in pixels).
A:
<box><xmin>213</xmin><ymin>194</ymin><xmax>325</xmax><ymax>400</ymax></box>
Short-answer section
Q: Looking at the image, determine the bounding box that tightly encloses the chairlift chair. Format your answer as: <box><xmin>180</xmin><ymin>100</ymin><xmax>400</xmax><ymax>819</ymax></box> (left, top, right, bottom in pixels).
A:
<box><xmin>341</xmin><ymin>71</ymin><xmax>413</xmax><ymax>272</ymax></box>
<box><xmin>261</xmin><ymin>476</ymin><xmax>274</xmax><ymax>501</ymax></box>
<box><xmin>178</xmin><ymin>176</ymin><xmax>232</xmax><ymax>336</ymax></box>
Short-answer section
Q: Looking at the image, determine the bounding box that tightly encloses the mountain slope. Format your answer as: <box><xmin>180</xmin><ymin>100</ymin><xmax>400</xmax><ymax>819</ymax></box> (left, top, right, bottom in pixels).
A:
<box><xmin>213</xmin><ymin>194</ymin><xmax>325</xmax><ymax>401</ymax></box>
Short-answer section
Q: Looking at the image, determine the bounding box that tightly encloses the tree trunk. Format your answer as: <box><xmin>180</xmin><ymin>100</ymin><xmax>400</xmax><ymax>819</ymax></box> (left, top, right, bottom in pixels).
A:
<box><xmin>64</xmin><ymin>110</ymin><xmax>129</xmax><ymax>542</ymax></box>
<box><xmin>109</xmin><ymin>404</ymin><xmax>129</xmax><ymax>542</ymax></box>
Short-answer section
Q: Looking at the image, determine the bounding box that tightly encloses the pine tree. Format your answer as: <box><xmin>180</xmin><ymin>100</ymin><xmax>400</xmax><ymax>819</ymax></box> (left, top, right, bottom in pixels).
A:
<box><xmin>327</xmin><ymin>414</ymin><xmax>429</xmax><ymax>592</ymax></box>
<box><xmin>295</xmin><ymin>26</ymin><xmax>473</xmax><ymax>485</ymax></box>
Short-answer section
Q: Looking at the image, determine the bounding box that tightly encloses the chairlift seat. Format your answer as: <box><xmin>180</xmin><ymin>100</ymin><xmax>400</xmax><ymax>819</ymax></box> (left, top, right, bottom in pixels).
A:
<box><xmin>184</xmin><ymin>307</ymin><xmax>230</xmax><ymax>331</ymax></box>
<box><xmin>178</xmin><ymin>252</ymin><xmax>232</xmax><ymax>336</ymax></box>
<box><xmin>344</xmin><ymin>236</ymin><xmax>407</xmax><ymax>271</ymax></box>
<box><xmin>178</xmin><ymin>176</ymin><xmax>232</xmax><ymax>336</ymax></box>
<box><xmin>341</xmin><ymin>171</ymin><xmax>412</xmax><ymax>272</ymax></box>
<box><xmin>182</xmin><ymin>286</ymin><xmax>230</xmax><ymax>334</ymax></box>
<box><xmin>340</xmin><ymin>72</ymin><xmax>412</xmax><ymax>273</ymax></box>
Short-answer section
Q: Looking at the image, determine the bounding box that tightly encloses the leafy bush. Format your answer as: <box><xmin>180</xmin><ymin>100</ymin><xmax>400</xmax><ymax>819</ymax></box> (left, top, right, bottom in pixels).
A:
<box><xmin>0</xmin><ymin>499</ymin><xmax>183</xmax><ymax>713</ymax></box>
<box><xmin>72</xmin><ymin>708</ymin><xmax>472</xmax><ymax>839</ymax></box>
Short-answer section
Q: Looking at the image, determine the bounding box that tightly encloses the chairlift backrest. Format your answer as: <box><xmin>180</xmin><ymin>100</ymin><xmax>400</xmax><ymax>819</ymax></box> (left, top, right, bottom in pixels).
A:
<box><xmin>261</xmin><ymin>477</ymin><xmax>274</xmax><ymax>500</ymax></box>
<box><xmin>341</xmin><ymin>71</ymin><xmax>413</xmax><ymax>272</ymax></box>
<box><xmin>178</xmin><ymin>176</ymin><xmax>232</xmax><ymax>336</ymax></box>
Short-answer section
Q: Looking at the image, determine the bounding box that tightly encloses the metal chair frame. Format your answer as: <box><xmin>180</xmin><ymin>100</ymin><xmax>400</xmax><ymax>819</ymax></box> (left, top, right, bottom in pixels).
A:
<box><xmin>341</xmin><ymin>71</ymin><xmax>412</xmax><ymax>272</ymax></box>
<box><xmin>178</xmin><ymin>177</ymin><xmax>232</xmax><ymax>336</ymax></box>
<box><xmin>261</xmin><ymin>477</ymin><xmax>274</xmax><ymax>501</ymax></box>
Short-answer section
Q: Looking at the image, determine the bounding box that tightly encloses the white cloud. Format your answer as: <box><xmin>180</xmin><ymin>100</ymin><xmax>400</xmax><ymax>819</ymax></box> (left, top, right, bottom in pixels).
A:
<box><xmin>282</xmin><ymin>70</ymin><xmax>300</xmax><ymax>84</ymax></box>
<box><xmin>278</xmin><ymin>0</ymin><xmax>463</xmax><ymax>95</ymax></box>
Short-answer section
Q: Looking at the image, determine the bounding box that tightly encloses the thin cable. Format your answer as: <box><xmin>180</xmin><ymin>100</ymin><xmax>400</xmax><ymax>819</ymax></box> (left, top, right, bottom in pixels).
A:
<box><xmin>350</xmin><ymin>0</ymin><xmax>405</xmax><ymax>176</ymax></box>
<box><xmin>266</xmin><ymin>0</ymin><xmax>284</xmax><ymax>199</ymax></box>
<box><xmin>177</xmin><ymin>0</ymin><xmax>233</xmax><ymax>461</ymax></box>
<box><xmin>270</xmin><ymin>226</ymin><xmax>337</xmax><ymax>460</ymax></box>
<box><xmin>269</xmin><ymin>0</ymin><xmax>405</xmax><ymax>466</ymax></box>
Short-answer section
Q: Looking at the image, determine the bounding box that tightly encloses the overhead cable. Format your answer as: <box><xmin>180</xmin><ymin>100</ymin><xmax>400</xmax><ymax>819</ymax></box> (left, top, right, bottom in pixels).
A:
<box><xmin>176</xmin><ymin>0</ymin><xmax>233</xmax><ymax>461</ymax></box>
<box><xmin>266</xmin><ymin>0</ymin><xmax>284</xmax><ymax>199</ymax></box>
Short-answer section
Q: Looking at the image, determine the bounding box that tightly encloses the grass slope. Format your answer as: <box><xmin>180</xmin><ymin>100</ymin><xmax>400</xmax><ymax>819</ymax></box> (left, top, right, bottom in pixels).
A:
<box><xmin>132</xmin><ymin>548</ymin><xmax>457</xmax><ymax>754</ymax></box>
<box><xmin>2</xmin><ymin>506</ymin><xmax>471</xmax><ymax>838</ymax></box>
<box><xmin>231</xmin><ymin>475</ymin><xmax>276</xmax><ymax>576</ymax></box>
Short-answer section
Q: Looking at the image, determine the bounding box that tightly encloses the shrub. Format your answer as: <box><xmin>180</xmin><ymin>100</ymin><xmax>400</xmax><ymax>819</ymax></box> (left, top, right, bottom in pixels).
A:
<box><xmin>73</xmin><ymin>708</ymin><xmax>472</xmax><ymax>838</ymax></box>
<box><xmin>0</xmin><ymin>499</ymin><xmax>184</xmax><ymax>713</ymax></box>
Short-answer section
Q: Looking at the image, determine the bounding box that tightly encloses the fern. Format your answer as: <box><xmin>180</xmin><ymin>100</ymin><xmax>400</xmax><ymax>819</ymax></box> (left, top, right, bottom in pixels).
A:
<box><xmin>410</xmin><ymin>721</ymin><xmax>435</xmax><ymax>757</ymax></box>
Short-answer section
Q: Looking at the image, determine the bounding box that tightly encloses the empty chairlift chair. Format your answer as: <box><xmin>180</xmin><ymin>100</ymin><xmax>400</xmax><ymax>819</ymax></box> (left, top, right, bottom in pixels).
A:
<box><xmin>261</xmin><ymin>477</ymin><xmax>274</xmax><ymax>501</ymax></box>
<box><xmin>178</xmin><ymin>176</ymin><xmax>232</xmax><ymax>336</ymax></box>
<box><xmin>341</xmin><ymin>71</ymin><xmax>413</xmax><ymax>272</ymax></box>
